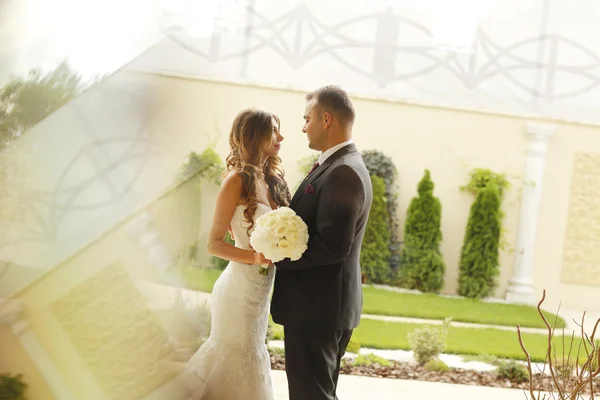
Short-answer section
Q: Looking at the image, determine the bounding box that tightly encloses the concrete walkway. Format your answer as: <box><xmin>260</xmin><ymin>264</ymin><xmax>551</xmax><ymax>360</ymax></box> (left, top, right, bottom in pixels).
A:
<box><xmin>272</xmin><ymin>370</ymin><xmax>546</xmax><ymax>400</ymax></box>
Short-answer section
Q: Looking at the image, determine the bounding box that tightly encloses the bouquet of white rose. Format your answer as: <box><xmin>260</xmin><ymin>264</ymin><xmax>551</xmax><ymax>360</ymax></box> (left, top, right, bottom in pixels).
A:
<box><xmin>249</xmin><ymin>207</ymin><xmax>309</xmax><ymax>275</ymax></box>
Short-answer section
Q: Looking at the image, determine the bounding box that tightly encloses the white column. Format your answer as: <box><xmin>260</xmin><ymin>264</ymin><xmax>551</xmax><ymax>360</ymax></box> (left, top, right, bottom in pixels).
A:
<box><xmin>505</xmin><ymin>123</ymin><xmax>556</xmax><ymax>304</ymax></box>
<box><xmin>0</xmin><ymin>300</ymin><xmax>76</xmax><ymax>400</ymax></box>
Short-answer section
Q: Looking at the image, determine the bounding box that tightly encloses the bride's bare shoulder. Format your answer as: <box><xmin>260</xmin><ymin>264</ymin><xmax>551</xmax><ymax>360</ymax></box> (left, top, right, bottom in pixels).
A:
<box><xmin>219</xmin><ymin>169</ymin><xmax>244</xmax><ymax>200</ymax></box>
<box><xmin>222</xmin><ymin>169</ymin><xmax>243</xmax><ymax>186</ymax></box>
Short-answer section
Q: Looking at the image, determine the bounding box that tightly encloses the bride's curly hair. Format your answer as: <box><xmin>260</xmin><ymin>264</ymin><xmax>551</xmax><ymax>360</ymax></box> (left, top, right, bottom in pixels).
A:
<box><xmin>223</xmin><ymin>108</ymin><xmax>291</xmax><ymax>235</ymax></box>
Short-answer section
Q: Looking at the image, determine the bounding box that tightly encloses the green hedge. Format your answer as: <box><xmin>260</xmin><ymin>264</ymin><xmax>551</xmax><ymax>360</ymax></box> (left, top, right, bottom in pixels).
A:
<box><xmin>458</xmin><ymin>183</ymin><xmax>502</xmax><ymax>298</ymax></box>
<box><xmin>361</xmin><ymin>150</ymin><xmax>400</xmax><ymax>271</ymax></box>
<box><xmin>400</xmin><ymin>170</ymin><xmax>445</xmax><ymax>293</ymax></box>
<box><xmin>360</xmin><ymin>175</ymin><xmax>391</xmax><ymax>283</ymax></box>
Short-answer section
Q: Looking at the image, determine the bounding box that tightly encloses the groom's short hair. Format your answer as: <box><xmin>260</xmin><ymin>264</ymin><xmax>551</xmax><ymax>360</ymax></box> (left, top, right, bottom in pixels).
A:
<box><xmin>306</xmin><ymin>85</ymin><xmax>355</xmax><ymax>126</ymax></box>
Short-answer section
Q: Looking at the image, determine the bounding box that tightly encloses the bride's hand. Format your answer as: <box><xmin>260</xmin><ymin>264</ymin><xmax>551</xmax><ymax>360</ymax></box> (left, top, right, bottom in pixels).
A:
<box><xmin>253</xmin><ymin>252</ymin><xmax>272</xmax><ymax>265</ymax></box>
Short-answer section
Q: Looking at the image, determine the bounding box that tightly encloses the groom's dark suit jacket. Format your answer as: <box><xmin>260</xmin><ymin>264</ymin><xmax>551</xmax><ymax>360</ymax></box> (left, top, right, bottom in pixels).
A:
<box><xmin>271</xmin><ymin>143</ymin><xmax>372</xmax><ymax>331</ymax></box>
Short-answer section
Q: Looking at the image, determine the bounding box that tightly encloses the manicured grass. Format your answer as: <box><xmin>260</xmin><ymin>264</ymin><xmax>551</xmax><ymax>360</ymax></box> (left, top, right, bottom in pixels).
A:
<box><xmin>171</xmin><ymin>267</ymin><xmax>593</xmax><ymax>363</ymax></box>
<box><xmin>171</xmin><ymin>267</ymin><xmax>567</xmax><ymax>329</ymax></box>
<box><xmin>170</xmin><ymin>266</ymin><xmax>222</xmax><ymax>293</ymax></box>
<box><xmin>362</xmin><ymin>286</ymin><xmax>566</xmax><ymax>329</ymax></box>
<box><xmin>352</xmin><ymin>319</ymin><xmax>593</xmax><ymax>363</ymax></box>
<box><xmin>269</xmin><ymin>315</ymin><xmax>285</xmax><ymax>340</ymax></box>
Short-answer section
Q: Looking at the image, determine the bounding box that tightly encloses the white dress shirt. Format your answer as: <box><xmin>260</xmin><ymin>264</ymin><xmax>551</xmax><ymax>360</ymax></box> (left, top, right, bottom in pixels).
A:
<box><xmin>318</xmin><ymin>139</ymin><xmax>354</xmax><ymax>165</ymax></box>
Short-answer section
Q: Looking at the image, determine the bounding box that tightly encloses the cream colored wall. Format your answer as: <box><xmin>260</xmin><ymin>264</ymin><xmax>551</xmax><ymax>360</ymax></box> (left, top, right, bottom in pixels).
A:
<box><xmin>136</xmin><ymin>70</ymin><xmax>600</xmax><ymax>310</ymax></box>
<box><xmin>0</xmin><ymin>326</ymin><xmax>54</xmax><ymax>400</ymax></box>
<box><xmin>352</xmin><ymin>98</ymin><xmax>526</xmax><ymax>298</ymax></box>
<box><xmin>534</xmin><ymin>124</ymin><xmax>600</xmax><ymax>312</ymax></box>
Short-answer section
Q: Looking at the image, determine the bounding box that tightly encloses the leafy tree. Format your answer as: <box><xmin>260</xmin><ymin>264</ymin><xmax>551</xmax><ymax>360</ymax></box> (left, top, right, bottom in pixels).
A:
<box><xmin>176</xmin><ymin>147</ymin><xmax>223</xmax><ymax>185</ymax></box>
<box><xmin>400</xmin><ymin>170</ymin><xmax>445</xmax><ymax>292</ymax></box>
<box><xmin>0</xmin><ymin>60</ymin><xmax>87</xmax><ymax>147</ymax></box>
<box><xmin>0</xmin><ymin>60</ymin><xmax>89</xmax><ymax>225</ymax></box>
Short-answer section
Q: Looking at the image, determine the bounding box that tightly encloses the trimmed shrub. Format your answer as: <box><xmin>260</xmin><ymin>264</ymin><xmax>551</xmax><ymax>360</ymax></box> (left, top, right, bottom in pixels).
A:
<box><xmin>424</xmin><ymin>359</ymin><xmax>450</xmax><ymax>373</ymax></box>
<box><xmin>408</xmin><ymin>318</ymin><xmax>451</xmax><ymax>365</ymax></box>
<box><xmin>460</xmin><ymin>167</ymin><xmax>511</xmax><ymax>252</ymax></box>
<box><xmin>458</xmin><ymin>184</ymin><xmax>502</xmax><ymax>299</ymax></box>
<box><xmin>361</xmin><ymin>150</ymin><xmax>401</xmax><ymax>271</ymax></box>
<box><xmin>360</xmin><ymin>175</ymin><xmax>391</xmax><ymax>283</ymax></box>
<box><xmin>399</xmin><ymin>170</ymin><xmax>445</xmax><ymax>292</ymax></box>
<box><xmin>496</xmin><ymin>360</ymin><xmax>528</xmax><ymax>383</ymax></box>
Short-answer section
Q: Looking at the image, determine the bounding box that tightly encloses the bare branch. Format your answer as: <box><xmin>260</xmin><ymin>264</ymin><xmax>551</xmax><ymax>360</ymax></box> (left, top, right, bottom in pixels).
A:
<box><xmin>589</xmin><ymin>318</ymin><xmax>600</xmax><ymax>345</ymax></box>
<box><xmin>518</xmin><ymin>323</ymin><xmax>538</xmax><ymax>400</ymax></box>
<box><xmin>518</xmin><ymin>292</ymin><xmax>599</xmax><ymax>399</ymax></box>
<box><xmin>578</xmin><ymin>313</ymin><xmax>593</xmax><ymax>384</ymax></box>
<box><xmin>570</xmin><ymin>350</ymin><xmax>600</xmax><ymax>395</ymax></box>
<box><xmin>536</xmin><ymin>290</ymin><xmax>565</xmax><ymax>400</ymax></box>
<box><xmin>576</xmin><ymin>332</ymin><xmax>584</xmax><ymax>379</ymax></box>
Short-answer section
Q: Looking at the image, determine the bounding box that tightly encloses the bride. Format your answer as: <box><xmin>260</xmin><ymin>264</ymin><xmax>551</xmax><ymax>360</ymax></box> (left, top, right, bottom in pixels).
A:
<box><xmin>182</xmin><ymin>108</ymin><xmax>290</xmax><ymax>399</ymax></box>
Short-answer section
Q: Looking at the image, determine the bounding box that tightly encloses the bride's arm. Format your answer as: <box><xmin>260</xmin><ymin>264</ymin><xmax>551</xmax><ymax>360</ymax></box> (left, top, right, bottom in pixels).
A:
<box><xmin>207</xmin><ymin>172</ymin><xmax>267</xmax><ymax>265</ymax></box>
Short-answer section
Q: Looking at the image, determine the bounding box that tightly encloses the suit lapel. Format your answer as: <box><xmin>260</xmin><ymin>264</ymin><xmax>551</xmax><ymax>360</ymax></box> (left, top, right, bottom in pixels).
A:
<box><xmin>291</xmin><ymin>143</ymin><xmax>358</xmax><ymax>208</ymax></box>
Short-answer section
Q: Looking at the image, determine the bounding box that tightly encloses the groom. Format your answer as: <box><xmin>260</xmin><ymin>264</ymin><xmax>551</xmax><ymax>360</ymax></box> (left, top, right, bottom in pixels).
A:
<box><xmin>271</xmin><ymin>85</ymin><xmax>373</xmax><ymax>400</ymax></box>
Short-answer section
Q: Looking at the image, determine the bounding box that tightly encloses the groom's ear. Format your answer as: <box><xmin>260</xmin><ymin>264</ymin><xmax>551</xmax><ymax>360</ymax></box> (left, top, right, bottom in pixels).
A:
<box><xmin>322</xmin><ymin>111</ymin><xmax>333</xmax><ymax>128</ymax></box>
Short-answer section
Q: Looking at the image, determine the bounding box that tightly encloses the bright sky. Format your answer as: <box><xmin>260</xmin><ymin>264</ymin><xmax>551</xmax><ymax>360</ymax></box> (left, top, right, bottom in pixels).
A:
<box><xmin>0</xmin><ymin>0</ymin><xmax>164</xmax><ymax>83</ymax></box>
<box><xmin>0</xmin><ymin>0</ymin><xmax>512</xmax><ymax>84</ymax></box>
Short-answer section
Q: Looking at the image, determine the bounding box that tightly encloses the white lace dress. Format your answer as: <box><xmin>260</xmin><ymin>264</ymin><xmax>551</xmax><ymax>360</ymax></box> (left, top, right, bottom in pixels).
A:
<box><xmin>183</xmin><ymin>203</ymin><xmax>275</xmax><ymax>400</ymax></box>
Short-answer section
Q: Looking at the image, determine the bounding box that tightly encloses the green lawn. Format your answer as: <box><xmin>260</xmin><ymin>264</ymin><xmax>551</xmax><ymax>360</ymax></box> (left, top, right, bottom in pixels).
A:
<box><xmin>170</xmin><ymin>266</ymin><xmax>222</xmax><ymax>293</ymax></box>
<box><xmin>362</xmin><ymin>286</ymin><xmax>566</xmax><ymax>329</ymax></box>
<box><xmin>172</xmin><ymin>267</ymin><xmax>591</xmax><ymax>363</ymax></box>
<box><xmin>172</xmin><ymin>267</ymin><xmax>566</xmax><ymax>329</ymax></box>
<box><xmin>353</xmin><ymin>319</ymin><xmax>591</xmax><ymax>363</ymax></box>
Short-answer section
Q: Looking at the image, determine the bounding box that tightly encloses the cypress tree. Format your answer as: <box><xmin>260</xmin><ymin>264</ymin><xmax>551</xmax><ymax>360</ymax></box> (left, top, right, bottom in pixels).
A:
<box><xmin>400</xmin><ymin>170</ymin><xmax>445</xmax><ymax>293</ymax></box>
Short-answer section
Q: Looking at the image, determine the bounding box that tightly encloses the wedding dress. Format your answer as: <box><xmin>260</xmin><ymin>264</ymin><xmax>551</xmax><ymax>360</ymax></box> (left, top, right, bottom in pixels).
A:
<box><xmin>183</xmin><ymin>203</ymin><xmax>275</xmax><ymax>400</ymax></box>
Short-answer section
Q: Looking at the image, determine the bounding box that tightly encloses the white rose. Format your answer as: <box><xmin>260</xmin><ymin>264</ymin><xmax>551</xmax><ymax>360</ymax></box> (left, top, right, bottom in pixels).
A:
<box><xmin>249</xmin><ymin>207</ymin><xmax>309</xmax><ymax>270</ymax></box>
<box><xmin>278</xmin><ymin>207</ymin><xmax>295</xmax><ymax>217</ymax></box>
<box><xmin>286</xmin><ymin>232</ymin><xmax>298</xmax><ymax>243</ymax></box>
<box><xmin>274</xmin><ymin>224</ymin><xmax>287</xmax><ymax>237</ymax></box>
<box><xmin>278</xmin><ymin>238</ymin><xmax>291</xmax><ymax>250</ymax></box>
<box><xmin>265</xmin><ymin>218</ymin><xmax>277</xmax><ymax>228</ymax></box>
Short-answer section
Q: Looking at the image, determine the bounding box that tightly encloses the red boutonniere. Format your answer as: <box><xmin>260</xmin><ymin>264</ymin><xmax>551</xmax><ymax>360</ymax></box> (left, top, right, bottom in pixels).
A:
<box><xmin>304</xmin><ymin>184</ymin><xmax>315</xmax><ymax>194</ymax></box>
